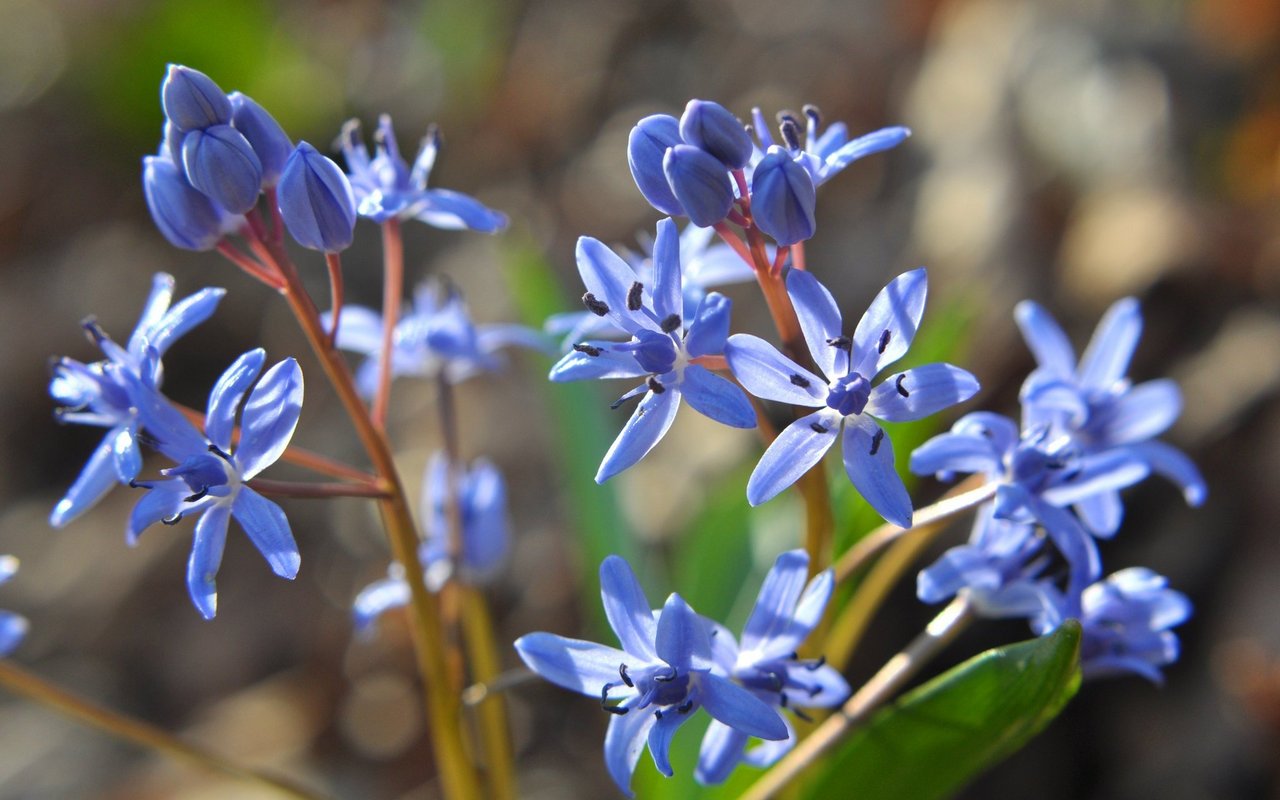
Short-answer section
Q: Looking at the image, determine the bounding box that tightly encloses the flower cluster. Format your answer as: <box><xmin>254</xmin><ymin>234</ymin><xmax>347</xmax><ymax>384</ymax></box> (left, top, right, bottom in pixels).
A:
<box><xmin>516</xmin><ymin>550</ymin><xmax>845</xmax><ymax>794</ymax></box>
<box><xmin>910</xmin><ymin>299</ymin><xmax>1202</xmax><ymax>681</ymax></box>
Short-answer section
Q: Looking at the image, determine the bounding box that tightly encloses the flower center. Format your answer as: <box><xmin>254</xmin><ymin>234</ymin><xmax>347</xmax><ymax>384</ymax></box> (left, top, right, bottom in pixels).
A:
<box><xmin>631</xmin><ymin>330</ymin><xmax>679</xmax><ymax>376</ymax></box>
<box><xmin>826</xmin><ymin>372</ymin><xmax>870</xmax><ymax>416</ymax></box>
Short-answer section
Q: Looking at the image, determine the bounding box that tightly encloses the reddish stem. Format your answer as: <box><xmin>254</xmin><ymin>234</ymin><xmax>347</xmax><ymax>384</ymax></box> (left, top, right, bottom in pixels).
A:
<box><xmin>247</xmin><ymin>478</ymin><xmax>390</xmax><ymax>499</ymax></box>
<box><xmin>325</xmin><ymin>252</ymin><xmax>345</xmax><ymax>348</ymax></box>
<box><xmin>373</xmin><ymin>219</ymin><xmax>404</xmax><ymax>429</ymax></box>
<box><xmin>215</xmin><ymin>242</ymin><xmax>285</xmax><ymax>289</ymax></box>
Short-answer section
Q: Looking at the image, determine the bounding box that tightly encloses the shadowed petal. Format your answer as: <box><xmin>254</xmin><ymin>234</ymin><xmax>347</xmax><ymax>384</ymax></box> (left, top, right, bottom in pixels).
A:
<box><xmin>867</xmin><ymin>363</ymin><xmax>979</xmax><ymax>422</ymax></box>
<box><xmin>700</xmin><ymin>673</ymin><xmax>787</xmax><ymax>740</ymax></box>
<box><xmin>414</xmin><ymin>188</ymin><xmax>507</xmax><ymax>233</ymax></box>
<box><xmin>696</xmin><ymin>720</ymin><xmax>751</xmax><ymax>786</ymax></box>
<box><xmin>785</xmin><ymin>270</ymin><xmax>844</xmax><ymax>377</ymax></box>
<box><xmin>126</xmin><ymin>480</ymin><xmax>191</xmax><ymax>545</ymax></box>
<box><xmin>1095</xmin><ymin>379</ymin><xmax>1181</xmax><ymax>444</ymax></box>
<box><xmin>204</xmin><ymin>349</ymin><xmax>266</xmax><ymax>452</ymax></box>
<box><xmin>327</xmin><ymin>305</ymin><xmax>385</xmax><ymax>356</ymax></box>
<box><xmin>648</xmin><ymin>707</ymin><xmax>694</xmax><ymax>777</ymax></box>
<box><xmin>596</xmin><ymin>388</ymin><xmax>680</xmax><ymax>483</ymax></box>
<box><xmin>746</xmin><ymin>410</ymin><xmax>840</xmax><ymax>505</ymax></box>
<box><xmin>51</xmin><ymin>434</ymin><xmax>121</xmax><ymax>528</ymax></box>
<box><xmin>600</xmin><ymin>555</ymin><xmax>658</xmax><ymax>659</ymax></box>
<box><xmin>851</xmin><ymin>268</ymin><xmax>928</xmax><ymax>378</ymax></box>
<box><xmin>187</xmin><ymin>503</ymin><xmax>231</xmax><ymax>619</ymax></box>
<box><xmin>1014</xmin><ymin>301</ymin><xmax>1076</xmax><ymax>378</ymax></box>
<box><xmin>604</xmin><ymin>702</ymin><xmax>660</xmax><ymax>797</ymax></box>
<box><xmin>651</xmin><ymin>218</ymin><xmax>683</xmax><ymax>321</ymax></box>
<box><xmin>742</xmin><ymin>716</ymin><xmax>797</xmax><ymax>768</ymax></box>
<box><xmin>656</xmin><ymin>593</ymin><xmax>713</xmax><ymax>670</ymax></box>
<box><xmin>909</xmin><ymin>432</ymin><xmax>1001</xmax><ymax>478</ymax></box>
<box><xmin>231</xmin><ymin>487</ymin><xmax>300</xmax><ymax>579</ymax></box>
<box><xmin>236</xmin><ymin>358</ymin><xmax>303</xmax><ymax>479</ymax></box>
<box><xmin>1079</xmin><ymin>297</ymin><xmax>1141</xmax><ymax>389</ymax></box>
<box><xmin>1128</xmin><ymin>441</ymin><xmax>1206</xmax><ymax>506</ymax></box>
<box><xmin>680</xmin><ymin>365</ymin><xmax>756</xmax><ymax>428</ymax></box>
<box><xmin>514</xmin><ymin>632</ymin><xmax>636</xmax><ymax>695</ymax></box>
<box><xmin>685</xmin><ymin>293</ymin><xmax>732</xmax><ymax>358</ymax></box>
<box><xmin>1075</xmin><ymin>490</ymin><xmax>1124</xmax><ymax>538</ymax></box>
<box><xmin>725</xmin><ymin>334</ymin><xmax>825</xmax><ymax>406</ymax></box>
<box><xmin>123</xmin><ymin>367</ymin><xmax>207</xmax><ymax>462</ymax></box>
<box><xmin>147</xmin><ymin>286</ymin><xmax>226</xmax><ymax>357</ymax></box>
<box><xmin>842</xmin><ymin>416</ymin><xmax>913</xmax><ymax>528</ymax></box>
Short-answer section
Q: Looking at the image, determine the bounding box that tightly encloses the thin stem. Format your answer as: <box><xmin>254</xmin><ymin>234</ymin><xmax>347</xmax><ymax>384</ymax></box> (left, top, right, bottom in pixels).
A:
<box><xmin>713</xmin><ymin>222</ymin><xmax>753</xmax><ymax>265</ymax></box>
<box><xmin>246</xmin><ymin>478</ymin><xmax>390</xmax><ymax>499</ymax></box>
<box><xmin>745</xmin><ymin>225</ymin><xmax>804</xmax><ymax>360</ymax></box>
<box><xmin>460</xmin><ymin>586</ymin><xmax>517</xmax><ymax>800</ymax></box>
<box><xmin>834</xmin><ymin>477</ymin><xmax>995</xmax><ymax>585</ymax></box>
<box><xmin>791</xmin><ymin>240</ymin><xmax>807</xmax><ymax>271</ymax></box>
<box><xmin>0</xmin><ymin>661</ymin><xmax>326</xmax><ymax>800</ymax></box>
<box><xmin>373</xmin><ymin>219</ymin><xmax>405</xmax><ymax>429</ymax></box>
<box><xmin>324</xmin><ymin>252</ymin><xmax>345</xmax><ymax>348</ymax></box>
<box><xmin>245</xmin><ymin>207</ymin><xmax>270</xmax><ymax>243</ymax></box>
<box><xmin>216</xmin><ymin>242</ymin><xmax>285</xmax><ymax>289</ymax></box>
<box><xmin>741</xmin><ymin>598</ymin><xmax>974</xmax><ymax>800</ymax></box>
<box><xmin>264</xmin><ymin>187</ymin><xmax>284</xmax><ymax>244</ymax></box>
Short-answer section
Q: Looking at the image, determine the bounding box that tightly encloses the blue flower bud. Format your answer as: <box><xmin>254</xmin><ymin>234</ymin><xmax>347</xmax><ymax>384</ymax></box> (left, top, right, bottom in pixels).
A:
<box><xmin>277</xmin><ymin>142</ymin><xmax>356</xmax><ymax>252</ymax></box>
<box><xmin>679</xmin><ymin>100</ymin><xmax>752</xmax><ymax>169</ymax></box>
<box><xmin>662</xmin><ymin>144</ymin><xmax>734</xmax><ymax>227</ymax></box>
<box><xmin>142</xmin><ymin>155</ymin><xmax>227</xmax><ymax>251</ymax></box>
<box><xmin>750</xmin><ymin>147</ymin><xmax>816</xmax><ymax>245</ymax></box>
<box><xmin>180</xmin><ymin>124</ymin><xmax>264</xmax><ymax>214</ymax></box>
<box><xmin>229</xmin><ymin>92</ymin><xmax>292</xmax><ymax>188</ymax></box>
<box><xmin>162</xmin><ymin>120</ymin><xmax>184</xmax><ymax>162</ymax></box>
<box><xmin>627</xmin><ymin>114</ymin><xmax>685</xmax><ymax>217</ymax></box>
<box><xmin>161</xmin><ymin>65</ymin><xmax>232</xmax><ymax>132</ymax></box>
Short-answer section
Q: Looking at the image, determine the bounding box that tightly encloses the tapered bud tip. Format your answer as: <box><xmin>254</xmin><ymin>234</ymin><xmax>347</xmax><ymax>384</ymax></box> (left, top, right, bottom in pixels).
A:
<box><xmin>229</xmin><ymin>92</ymin><xmax>292</xmax><ymax>187</ymax></box>
<box><xmin>180</xmin><ymin>124</ymin><xmax>263</xmax><ymax>214</ymax></box>
<box><xmin>662</xmin><ymin>144</ymin><xmax>734</xmax><ymax>228</ymax></box>
<box><xmin>750</xmin><ymin>147</ymin><xmax>816</xmax><ymax>245</ymax></box>
<box><xmin>142</xmin><ymin>155</ymin><xmax>227</xmax><ymax>251</ymax></box>
<box><xmin>627</xmin><ymin>114</ymin><xmax>685</xmax><ymax>217</ymax></box>
<box><xmin>162</xmin><ymin>65</ymin><xmax>232</xmax><ymax>132</ymax></box>
<box><xmin>277</xmin><ymin>142</ymin><xmax>356</xmax><ymax>252</ymax></box>
<box><xmin>679</xmin><ymin>100</ymin><xmax>752</xmax><ymax>169</ymax></box>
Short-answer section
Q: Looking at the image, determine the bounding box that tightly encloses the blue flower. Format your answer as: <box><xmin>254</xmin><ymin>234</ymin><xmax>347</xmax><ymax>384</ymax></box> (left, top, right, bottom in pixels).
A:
<box><xmin>550</xmin><ymin>218</ymin><xmax>756</xmax><ymax>482</ymax></box>
<box><xmin>1034</xmin><ymin>568</ymin><xmax>1190</xmax><ymax>683</ymax></box>
<box><xmin>277</xmin><ymin>142</ymin><xmax>357</xmax><ymax>252</ymax></box>
<box><xmin>125</xmin><ymin>349</ymin><xmax>303</xmax><ymax>618</ymax></box>
<box><xmin>725</xmin><ymin>268</ymin><xmax>978</xmax><ymax>526</ymax></box>
<box><xmin>696</xmin><ymin>551</ymin><xmax>848</xmax><ymax>785</ymax></box>
<box><xmin>514</xmin><ymin>556</ymin><xmax>787</xmax><ymax>796</ymax></box>
<box><xmin>1015</xmin><ymin>298</ymin><xmax>1206</xmax><ymax>514</ymax></box>
<box><xmin>354</xmin><ymin>454</ymin><xmax>509</xmax><ymax>628</ymax></box>
<box><xmin>326</xmin><ymin>280</ymin><xmax>548</xmax><ymax>397</ymax></box>
<box><xmin>339</xmin><ymin>115</ymin><xmax>507</xmax><ymax>232</ymax></box>
<box><xmin>748</xmin><ymin>106</ymin><xmax>910</xmax><ymax>188</ymax></box>
<box><xmin>0</xmin><ymin>557</ymin><xmax>28</xmax><ymax>657</ymax></box>
<box><xmin>142</xmin><ymin>152</ymin><xmax>240</xmax><ymax>251</ymax></box>
<box><xmin>49</xmin><ymin>273</ymin><xmax>225</xmax><ymax>527</ymax></box>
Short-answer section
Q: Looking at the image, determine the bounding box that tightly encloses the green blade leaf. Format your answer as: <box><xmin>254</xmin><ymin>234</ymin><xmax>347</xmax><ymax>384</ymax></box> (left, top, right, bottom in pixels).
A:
<box><xmin>806</xmin><ymin>621</ymin><xmax>1082</xmax><ymax>799</ymax></box>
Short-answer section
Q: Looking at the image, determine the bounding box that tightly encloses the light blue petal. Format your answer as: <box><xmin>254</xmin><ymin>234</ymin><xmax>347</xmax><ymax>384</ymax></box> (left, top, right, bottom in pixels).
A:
<box><xmin>1017</xmin><ymin>489</ymin><xmax>1102</xmax><ymax>590</ymax></box>
<box><xmin>953</xmin><ymin>412</ymin><xmax>1021</xmax><ymax>454</ymax></box>
<box><xmin>513</xmin><ymin>632</ymin><xmax>635</xmax><ymax>695</ymax></box>
<box><xmin>126</xmin><ymin>479</ymin><xmax>190</xmax><ymax>545</ymax></box>
<box><xmin>328</xmin><ymin>305</ymin><xmax>385</xmax><ymax>356</ymax></box>
<box><xmin>123</xmin><ymin>367</ymin><xmax>207</xmax><ymax>462</ymax></box>
<box><xmin>111</xmin><ymin>423</ymin><xmax>143</xmax><ymax>483</ymax></box>
<box><xmin>1019</xmin><ymin>371</ymin><xmax>1088</xmax><ymax>426</ymax></box>
<box><xmin>819</xmin><ymin>126</ymin><xmax>911</xmax><ymax>181</ymax></box>
<box><xmin>576</xmin><ymin>237</ymin><xmax>658</xmax><ymax>335</ymax></box>
<box><xmin>600</xmin><ymin>555</ymin><xmax>658</xmax><ymax>660</ymax></box>
<box><xmin>231</xmin><ymin>487</ymin><xmax>300</xmax><ymax>579</ymax></box>
<box><xmin>746</xmin><ymin>410</ymin><xmax>840</xmax><ymax>505</ymax></box>
<box><xmin>414</xmin><ymin>188</ymin><xmax>508</xmax><ymax>233</ymax></box>
<box><xmin>695</xmin><ymin>720</ymin><xmax>750</xmax><ymax>785</ymax></box>
<box><xmin>785</xmin><ymin>568</ymin><xmax>835</xmax><ymax>648</ymax></box>
<box><xmin>1013</xmin><ymin>301</ymin><xmax>1076</xmax><ymax>378</ymax></box>
<box><xmin>741</xmin><ymin>716</ymin><xmax>797</xmax><ymax>768</ymax></box>
<box><xmin>461</xmin><ymin>459</ymin><xmax>510</xmax><ymax>578</ymax></box>
<box><xmin>656</xmin><ymin>593</ymin><xmax>713</xmax><ymax>670</ymax></box>
<box><xmin>1074</xmin><ymin>490</ymin><xmax>1124</xmax><ymax>538</ymax></box>
<box><xmin>353</xmin><ymin>573</ymin><xmax>410</xmax><ymax>630</ymax></box>
<box><xmin>741</xmin><ymin>551</ymin><xmax>809</xmax><ymax>652</ymax></box>
<box><xmin>548</xmin><ymin>344</ymin><xmax>648</xmax><ymax>382</ymax></box>
<box><xmin>476</xmin><ymin>323</ymin><xmax>555</xmax><ymax>357</ymax></box>
<box><xmin>700</xmin><ymin>673</ymin><xmax>788</xmax><ymax>740</ymax></box>
<box><xmin>0</xmin><ymin>611</ymin><xmax>27</xmax><ymax>657</ymax></box>
<box><xmin>204</xmin><ymin>349</ymin><xmax>266</xmax><ymax>452</ymax></box>
<box><xmin>187</xmin><ymin>503</ymin><xmax>231</xmax><ymax>619</ymax></box>
<box><xmin>909</xmin><ymin>432</ymin><xmax>1001</xmax><ymax>478</ymax></box>
<box><xmin>651</xmin><ymin>218</ymin><xmax>683</xmax><ymax>321</ymax></box>
<box><xmin>1095</xmin><ymin>379</ymin><xmax>1181</xmax><ymax>444</ymax></box>
<box><xmin>604</xmin><ymin>700</ymin><xmax>659</xmax><ymax>797</ymax></box>
<box><xmin>595</xmin><ymin>388</ymin><xmax>680</xmax><ymax>483</ymax></box>
<box><xmin>1040</xmin><ymin>450</ymin><xmax>1149</xmax><ymax>507</ymax></box>
<box><xmin>685</xmin><ymin>244</ymin><xmax>755</xmax><ymax>288</ymax></box>
<box><xmin>866</xmin><ymin>363</ymin><xmax>979</xmax><ymax>422</ymax></box>
<box><xmin>785</xmin><ymin>269</ymin><xmax>844</xmax><ymax>377</ymax></box>
<box><xmin>147</xmin><ymin>286</ymin><xmax>226</xmax><ymax>357</ymax></box>
<box><xmin>724</xmin><ymin>334</ymin><xmax>825</xmax><ymax>406</ymax></box>
<box><xmin>50</xmin><ymin>434</ymin><xmax>120</xmax><ymax>528</ymax></box>
<box><xmin>679</xmin><ymin>365</ymin><xmax>756</xmax><ymax>428</ymax></box>
<box><xmin>127</xmin><ymin>273</ymin><xmax>176</xmax><ymax>356</ymax></box>
<box><xmin>685</xmin><ymin>293</ymin><xmax>732</xmax><ymax>358</ymax></box>
<box><xmin>648</xmin><ymin>709</ymin><xmax>693</xmax><ymax>777</ymax></box>
<box><xmin>851</xmin><ymin>268</ymin><xmax>928</xmax><ymax>378</ymax></box>
<box><xmin>1127</xmin><ymin>440</ymin><xmax>1206</xmax><ymax>506</ymax></box>
<box><xmin>235</xmin><ymin>358</ymin><xmax>303</xmax><ymax>479</ymax></box>
<box><xmin>1079</xmin><ymin>297</ymin><xmax>1142</xmax><ymax>389</ymax></box>
<box><xmin>842</xmin><ymin>416</ymin><xmax>913</xmax><ymax>528</ymax></box>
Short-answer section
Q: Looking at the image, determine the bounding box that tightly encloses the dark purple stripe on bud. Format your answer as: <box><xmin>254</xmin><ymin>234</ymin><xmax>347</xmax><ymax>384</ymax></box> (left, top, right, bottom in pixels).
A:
<box><xmin>627</xmin><ymin>114</ymin><xmax>685</xmax><ymax>217</ymax></box>
<box><xmin>663</xmin><ymin>144</ymin><xmax>734</xmax><ymax>227</ymax></box>
<box><xmin>751</xmin><ymin>147</ymin><xmax>816</xmax><ymax>245</ymax></box>
<box><xmin>161</xmin><ymin>65</ymin><xmax>231</xmax><ymax>131</ymax></box>
<box><xmin>229</xmin><ymin>92</ymin><xmax>292</xmax><ymax>187</ymax></box>
<box><xmin>679</xmin><ymin>99</ymin><xmax>752</xmax><ymax>169</ymax></box>
<box><xmin>277</xmin><ymin>142</ymin><xmax>356</xmax><ymax>252</ymax></box>
<box><xmin>142</xmin><ymin>155</ymin><xmax>226</xmax><ymax>251</ymax></box>
<box><xmin>181</xmin><ymin>124</ymin><xmax>263</xmax><ymax>214</ymax></box>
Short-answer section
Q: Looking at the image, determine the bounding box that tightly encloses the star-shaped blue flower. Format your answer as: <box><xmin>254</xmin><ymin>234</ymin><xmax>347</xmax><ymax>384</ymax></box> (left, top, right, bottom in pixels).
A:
<box><xmin>515</xmin><ymin>555</ymin><xmax>787</xmax><ymax>796</ymax></box>
<box><xmin>551</xmin><ymin>217</ymin><xmax>757</xmax><ymax>482</ymax></box>
<box><xmin>339</xmin><ymin>115</ymin><xmax>507</xmax><ymax>232</ymax></box>
<box><xmin>126</xmin><ymin>348</ymin><xmax>303</xmax><ymax>618</ymax></box>
<box><xmin>748</xmin><ymin>106</ymin><xmax>910</xmax><ymax>189</ymax></box>
<box><xmin>696</xmin><ymin>550</ymin><xmax>848</xmax><ymax>785</ymax></box>
<box><xmin>49</xmin><ymin>273</ymin><xmax>225</xmax><ymax>527</ymax></box>
<box><xmin>725</xmin><ymin>268</ymin><xmax>978</xmax><ymax>526</ymax></box>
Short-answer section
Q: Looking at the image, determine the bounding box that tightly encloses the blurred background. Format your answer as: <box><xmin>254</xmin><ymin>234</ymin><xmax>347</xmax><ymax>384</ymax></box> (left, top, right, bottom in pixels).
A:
<box><xmin>0</xmin><ymin>0</ymin><xmax>1276</xmax><ymax>797</ymax></box>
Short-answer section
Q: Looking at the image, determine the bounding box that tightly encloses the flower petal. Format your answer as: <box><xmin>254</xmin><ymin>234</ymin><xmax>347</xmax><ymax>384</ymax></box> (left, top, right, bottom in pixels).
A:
<box><xmin>685</xmin><ymin>293</ymin><xmax>732</xmax><ymax>359</ymax></box>
<box><xmin>700</xmin><ymin>673</ymin><xmax>788</xmax><ymax>740</ymax></box>
<box><xmin>513</xmin><ymin>632</ymin><xmax>635</xmax><ymax>695</ymax></box>
<box><xmin>741</xmin><ymin>550</ymin><xmax>809</xmax><ymax>652</ymax></box>
<box><xmin>50</xmin><ymin>434</ymin><xmax>121</xmax><ymax>528</ymax></box>
<box><xmin>1013</xmin><ymin>301</ymin><xmax>1077</xmax><ymax>378</ymax></box>
<box><xmin>785</xmin><ymin>269</ymin><xmax>844</xmax><ymax>378</ymax></box>
<box><xmin>679</xmin><ymin>365</ymin><xmax>756</xmax><ymax>428</ymax></box>
<box><xmin>600</xmin><ymin>555</ymin><xmax>658</xmax><ymax>660</ymax></box>
<box><xmin>231</xmin><ymin>486</ymin><xmax>300</xmax><ymax>579</ymax></box>
<box><xmin>867</xmin><ymin>363</ymin><xmax>979</xmax><ymax>422</ymax></box>
<box><xmin>820</xmin><ymin>126</ymin><xmax>911</xmax><ymax>180</ymax></box>
<box><xmin>327</xmin><ymin>305</ymin><xmax>385</xmax><ymax>356</ymax></box>
<box><xmin>187</xmin><ymin>503</ymin><xmax>231</xmax><ymax>619</ymax></box>
<box><xmin>124</xmin><ymin>367</ymin><xmax>207</xmax><ymax>462</ymax></box>
<box><xmin>595</xmin><ymin>388</ymin><xmax>680</xmax><ymax>483</ymax></box>
<box><xmin>842</xmin><ymin>416</ymin><xmax>913</xmax><ymax>527</ymax></box>
<box><xmin>126</xmin><ymin>479</ymin><xmax>191</xmax><ymax>545</ymax></box>
<box><xmin>577</xmin><ymin>236</ymin><xmax>658</xmax><ymax>335</ymax></box>
<box><xmin>1074</xmin><ymin>490</ymin><xmax>1124</xmax><ymax>538</ymax></box>
<box><xmin>147</xmin><ymin>286</ymin><xmax>226</xmax><ymax>357</ymax></box>
<box><xmin>1127</xmin><ymin>440</ymin><xmax>1206</xmax><ymax>506</ymax></box>
<box><xmin>851</xmin><ymin>268</ymin><xmax>928</xmax><ymax>378</ymax></box>
<box><xmin>235</xmin><ymin>358</ymin><xmax>303</xmax><ymax>479</ymax></box>
<box><xmin>0</xmin><ymin>611</ymin><xmax>27</xmax><ymax>657</ymax></box>
<box><xmin>604</xmin><ymin>699</ymin><xmax>659</xmax><ymax>797</ymax></box>
<box><xmin>741</xmin><ymin>716</ymin><xmax>797</xmax><ymax>768</ymax></box>
<box><xmin>746</xmin><ymin>410</ymin><xmax>840</xmax><ymax>506</ymax></box>
<box><xmin>909</xmin><ymin>431</ymin><xmax>1001</xmax><ymax>478</ymax></box>
<box><xmin>656</xmin><ymin>593</ymin><xmax>713</xmax><ymax>670</ymax></box>
<box><xmin>204</xmin><ymin>349</ymin><xmax>266</xmax><ymax>452</ymax></box>
<box><xmin>1094</xmin><ymin>379</ymin><xmax>1181</xmax><ymax>444</ymax></box>
<box><xmin>651</xmin><ymin>217</ymin><xmax>683</xmax><ymax>321</ymax></box>
<box><xmin>695</xmin><ymin>720</ymin><xmax>750</xmax><ymax>786</ymax></box>
<box><xmin>414</xmin><ymin>188</ymin><xmax>508</xmax><ymax>233</ymax></box>
<box><xmin>548</xmin><ymin>343</ymin><xmax>648</xmax><ymax>382</ymax></box>
<box><xmin>725</xmin><ymin>334</ymin><xmax>825</xmax><ymax>406</ymax></box>
<box><xmin>647</xmin><ymin>703</ymin><xmax>694</xmax><ymax>777</ymax></box>
<box><xmin>1078</xmin><ymin>297</ymin><xmax>1141</xmax><ymax>389</ymax></box>
<box><xmin>1040</xmin><ymin>449</ymin><xmax>1149</xmax><ymax>507</ymax></box>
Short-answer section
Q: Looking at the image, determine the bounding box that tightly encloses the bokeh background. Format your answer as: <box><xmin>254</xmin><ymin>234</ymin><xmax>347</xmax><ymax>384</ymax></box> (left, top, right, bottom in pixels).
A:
<box><xmin>0</xmin><ymin>0</ymin><xmax>1277</xmax><ymax>797</ymax></box>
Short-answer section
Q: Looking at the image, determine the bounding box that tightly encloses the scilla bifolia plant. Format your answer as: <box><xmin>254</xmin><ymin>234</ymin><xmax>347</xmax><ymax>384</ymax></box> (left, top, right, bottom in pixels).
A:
<box><xmin>6</xmin><ymin>71</ymin><xmax>1197</xmax><ymax>799</ymax></box>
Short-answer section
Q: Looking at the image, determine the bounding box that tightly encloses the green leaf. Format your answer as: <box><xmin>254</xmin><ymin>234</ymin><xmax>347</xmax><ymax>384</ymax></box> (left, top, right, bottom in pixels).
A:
<box><xmin>805</xmin><ymin>621</ymin><xmax>1082</xmax><ymax>799</ymax></box>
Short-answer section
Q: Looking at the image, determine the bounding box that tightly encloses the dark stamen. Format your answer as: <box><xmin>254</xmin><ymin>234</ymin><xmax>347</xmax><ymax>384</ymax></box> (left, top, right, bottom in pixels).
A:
<box><xmin>627</xmin><ymin>282</ymin><xmax>644</xmax><ymax>311</ymax></box>
<box><xmin>619</xmin><ymin>664</ymin><xmax>634</xmax><ymax>688</ymax></box>
<box><xmin>582</xmin><ymin>292</ymin><xmax>609</xmax><ymax>316</ymax></box>
<box><xmin>896</xmin><ymin>374</ymin><xmax>910</xmax><ymax>397</ymax></box>
<box><xmin>826</xmin><ymin>336</ymin><xmax>851</xmax><ymax>350</ymax></box>
<box><xmin>207</xmin><ymin>443</ymin><xmax>233</xmax><ymax>461</ymax></box>
<box><xmin>805</xmin><ymin>655</ymin><xmax>826</xmax><ymax>671</ymax></box>
<box><xmin>810</xmin><ymin>422</ymin><xmax>829</xmax><ymax>434</ymax></box>
<box><xmin>779</xmin><ymin>692</ymin><xmax>789</xmax><ymax>708</ymax></box>
<box><xmin>161</xmin><ymin>513</ymin><xmax>183</xmax><ymax>526</ymax></box>
<box><xmin>869</xmin><ymin>429</ymin><xmax>885</xmax><ymax>456</ymax></box>
<box><xmin>573</xmin><ymin>343</ymin><xmax>601</xmax><ymax>357</ymax></box>
<box><xmin>603</xmin><ymin>705</ymin><xmax>628</xmax><ymax>716</ymax></box>
<box><xmin>778</xmin><ymin>115</ymin><xmax>802</xmax><ymax>150</ymax></box>
<box><xmin>654</xmin><ymin>709</ymin><xmax>663</xmax><ymax>720</ymax></box>
<box><xmin>677</xmin><ymin>700</ymin><xmax>694</xmax><ymax>714</ymax></box>
<box><xmin>184</xmin><ymin>487</ymin><xmax>209</xmax><ymax>503</ymax></box>
<box><xmin>660</xmin><ymin>313</ymin><xmax>681</xmax><ymax>333</ymax></box>
<box><xmin>128</xmin><ymin>479</ymin><xmax>154</xmax><ymax>490</ymax></box>
<box><xmin>789</xmin><ymin>374</ymin><xmax>810</xmax><ymax>388</ymax></box>
<box><xmin>803</xmin><ymin>104</ymin><xmax>822</xmax><ymax>128</ymax></box>
<box><xmin>80</xmin><ymin>318</ymin><xmax>107</xmax><ymax>345</ymax></box>
<box><xmin>878</xmin><ymin>329</ymin><xmax>891</xmax><ymax>354</ymax></box>
<box><xmin>766</xmin><ymin>671</ymin><xmax>784</xmax><ymax>692</ymax></box>
<box><xmin>793</xmin><ymin>707</ymin><xmax>814</xmax><ymax>723</ymax></box>
<box><xmin>647</xmin><ymin>377</ymin><xmax>666</xmax><ymax>394</ymax></box>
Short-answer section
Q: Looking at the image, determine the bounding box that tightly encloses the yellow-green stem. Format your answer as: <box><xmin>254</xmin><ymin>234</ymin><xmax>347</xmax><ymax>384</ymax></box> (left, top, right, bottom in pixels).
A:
<box><xmin>0</xmin><ymin>661</ymin><xmax>325</xmax><ymax>800</ymax></box>
<box><xmin>460</xmin><ymin>586</ymin><xmax>517</xmax><ymax>800</ymax></box>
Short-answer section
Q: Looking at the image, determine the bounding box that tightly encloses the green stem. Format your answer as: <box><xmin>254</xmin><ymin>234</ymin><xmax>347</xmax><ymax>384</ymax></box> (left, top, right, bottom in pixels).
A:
<box><xmin>0</xmin><ymin>661</ymin><xmax>326</xmax><ymax>800</ymax></box>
